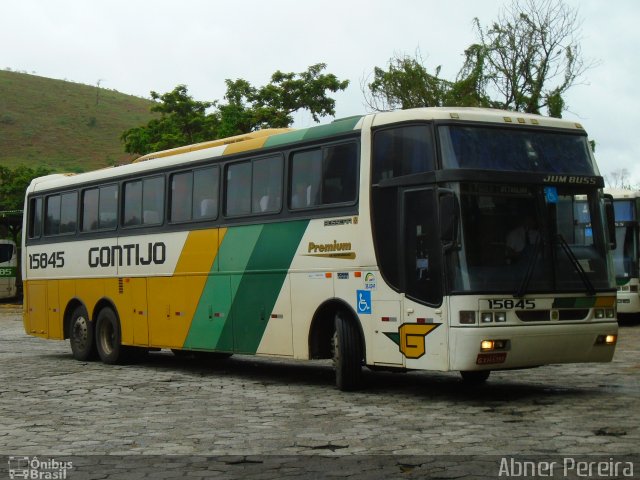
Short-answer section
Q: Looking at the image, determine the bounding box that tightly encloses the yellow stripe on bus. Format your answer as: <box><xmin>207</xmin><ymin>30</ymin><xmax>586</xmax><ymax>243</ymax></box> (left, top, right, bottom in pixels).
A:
<box><xmin>147</xmin><ymin>228</ymin><xmax>226</xmax><ymax>348</ymax></box>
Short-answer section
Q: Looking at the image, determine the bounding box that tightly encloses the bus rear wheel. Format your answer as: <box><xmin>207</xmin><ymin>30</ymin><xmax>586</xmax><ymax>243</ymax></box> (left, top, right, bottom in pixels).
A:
<box><xmin>69</xmin><ymin>305</ymin><xmax>98</xmax><ymax>361</ymax></box>
<box><xmin>96</xmin><ymin>307</ymin><xmax>127</xmax><ymax>364</ymax></box>
<box><xmin>332</xmin><ymin>312</ymin><xmax>363</xmax><ymax>391</ymax></box>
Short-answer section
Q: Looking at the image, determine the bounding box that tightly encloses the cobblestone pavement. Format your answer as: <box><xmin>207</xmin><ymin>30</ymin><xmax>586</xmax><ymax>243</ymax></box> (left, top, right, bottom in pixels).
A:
<box><xmin>1</xmin><ymin>301</ymin><xmax>639</xmax><ymax>478</ymax></box>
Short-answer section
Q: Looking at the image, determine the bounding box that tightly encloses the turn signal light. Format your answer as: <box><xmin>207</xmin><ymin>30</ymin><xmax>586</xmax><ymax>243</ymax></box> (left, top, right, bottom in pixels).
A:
<box><xmin>595</xmin><ymin>334</ymin><xmax>617</xmax><ymax>346</ymax></box>
<box><xmin>480</xmin><ymin>339</ymin><xmax>508</xmax><ymax>352</ymax></box>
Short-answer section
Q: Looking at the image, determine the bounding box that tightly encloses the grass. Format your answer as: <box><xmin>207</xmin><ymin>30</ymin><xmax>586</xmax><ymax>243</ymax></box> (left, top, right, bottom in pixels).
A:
<box><xmin>0</xmin><ymin>70</ymin><xmax>157</xmax><ymax>173</ymax></box>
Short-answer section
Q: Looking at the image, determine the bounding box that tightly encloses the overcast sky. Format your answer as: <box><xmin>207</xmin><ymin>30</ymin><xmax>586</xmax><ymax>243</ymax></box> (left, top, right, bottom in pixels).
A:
<box><xmin>3</xmin><ymin>0</ymin><xmax>639</xmax><ymax>185</ymax></box>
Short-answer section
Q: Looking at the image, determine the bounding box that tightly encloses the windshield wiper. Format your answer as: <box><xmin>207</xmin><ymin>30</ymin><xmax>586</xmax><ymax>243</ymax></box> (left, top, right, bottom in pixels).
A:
<box><xmin>555</xmin><ymin>234</ymin><xmax>596</xmax><ymax>296</ymax></box>
<box><xmin>515</xmin><ymin>235</ymin><xmax>542</xmax><ymax>298</ymax></box>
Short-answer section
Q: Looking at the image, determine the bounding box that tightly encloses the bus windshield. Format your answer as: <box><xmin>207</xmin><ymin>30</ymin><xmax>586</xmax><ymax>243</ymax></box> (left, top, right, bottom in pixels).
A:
<box><xmin>439</xmin><ymin>125</ymin><xmax>597</xmax><ymax>175</ymax></box>
<box><xmin>445</xmin><ymin>184</ymin><xmax>615</xmax><ymax>295</ymax></box>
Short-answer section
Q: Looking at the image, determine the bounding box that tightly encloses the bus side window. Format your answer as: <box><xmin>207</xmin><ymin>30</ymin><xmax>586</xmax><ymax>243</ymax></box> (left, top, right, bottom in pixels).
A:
<box><xmin>226</xmin><ymin>162</ymin><xmax>252</xmax><ymax>216</ymax></box>
<box><xmin>322</xmin><ymin>142</ymin><xmax>357</xmax><ymax>204</ymax></box>
<box><xmin>373</xmin><ymin>125</ymin><xmax>435</xmax><ymax>184</ymax></box>
<box><xmin>193</xmin><ymin>166</ymin><xmax>219</xmax><ymax>220</ymax></box>
<box><xmin>28</xmin><ymin>197</ymin><xmax>43</xmax><ymax>239</ymax></box>
<box><xmin>99</xmin><ymin>185</ymin><xmax>118</xmax><ymax>229</ymax></box>
<box><xmin>252</xmin><ymin>156</ymin><xmax>282</xmax><ymax>214</ymax></box>
<box><xmin>44</xmin><ymin>194</ymin><xmax>61</xmax><ymax>236</ymax></box>
<box><xmin>170</xmin><ymin>171</ymin><xmax>193</xmax><ymax>222</ymax></box>
<box><xmin>123</xmin><ymin>180</ymin><xmax>142</xmax><ymax>226</ymax></box>
<box><xmin>59</xmin><ymin>192</ymin><xmax>77</xmax><ymax>234</ymax></box>
<box><xmin>290</xmin><ymin>149</ymin><xmax>322</xmax><ymax>209</ymax></box>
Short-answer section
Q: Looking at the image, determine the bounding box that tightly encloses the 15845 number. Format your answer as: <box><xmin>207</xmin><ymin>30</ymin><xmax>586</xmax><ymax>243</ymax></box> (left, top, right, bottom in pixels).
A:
<box><xmin>28</xmin><ymin>252</ymin><xmax>65</xmax><ymax>270</ymax></box>
<box><xmin>485</xmin><ymin>299</ymin><xmax>536</xmax><ymax>310</ymax></box>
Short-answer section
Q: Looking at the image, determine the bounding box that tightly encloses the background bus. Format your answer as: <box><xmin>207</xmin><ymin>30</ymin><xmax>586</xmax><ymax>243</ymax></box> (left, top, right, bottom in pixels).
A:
<box><xmin>605</xmin><ymin>188</ymin><xmax>640</xmax><ymax>318</ymax></box>
<box><xmin>0</xmin><ymin>239</ymin><xmax>17</xmax><ymax>300</ymax></box>
<box><xmin>22</xmin><ymin>108</ymin><xmax>618</xmax><ymax>390</ymax></box>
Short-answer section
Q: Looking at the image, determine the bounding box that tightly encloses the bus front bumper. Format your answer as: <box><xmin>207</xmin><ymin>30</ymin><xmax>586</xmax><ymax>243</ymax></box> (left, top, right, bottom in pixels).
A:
<box><xmin>449</xmin><ymin>322</ymin><xmax>618</xmax><ymax>372</ymax></box>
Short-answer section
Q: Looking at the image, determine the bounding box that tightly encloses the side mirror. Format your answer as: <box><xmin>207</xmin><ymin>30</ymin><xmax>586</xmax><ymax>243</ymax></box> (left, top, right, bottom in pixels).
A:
<box><xmin>604</xmin><ymin>194</ymin><xmax>617</xmax><ymax>250</ymax></box>
<box><xmin>439</xmin><ymin>190</ymin><xmax>459</xmax><ymax>250</ymax></box>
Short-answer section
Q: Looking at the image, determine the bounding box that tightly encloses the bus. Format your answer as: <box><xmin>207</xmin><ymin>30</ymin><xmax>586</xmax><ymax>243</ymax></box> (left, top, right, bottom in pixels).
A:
<box><xmin>22</xmin><ymin>107</ymin><xmax>619</xmax><ymax>390</ymax></box>
<box><xmin>0</xmin><ymin>239</ymin><xmax>17</xmax><ymax>300</ymax></box>
<box><xmin>605</xmin><ymin>188</ymin><xmax>640</xmax><ymax>318</ymax></box>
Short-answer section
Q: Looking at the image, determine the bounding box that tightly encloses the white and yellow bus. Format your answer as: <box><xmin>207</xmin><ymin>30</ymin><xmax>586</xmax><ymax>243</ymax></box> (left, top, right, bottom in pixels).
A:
<box><xmin>605</xmin><ymin>188</ymin><xmax>640</xmax><ymax>318</ymax></box>
<box><xmin>0</xmin><ymin>239</ymin><xmax>17</xmax><ymax>300</ymax></box>
<box><xmin>22</xmin><ymin>108</ymin><xmax>619</xmax><ymax>390</ymax></box>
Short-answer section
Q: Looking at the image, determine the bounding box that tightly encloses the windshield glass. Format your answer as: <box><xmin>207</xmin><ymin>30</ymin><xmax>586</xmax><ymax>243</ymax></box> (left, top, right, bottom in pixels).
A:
<box><xmin>612</xmin><ymin>199</ymin><xmax>639</xmax><ymax>282</ymax></box>
<box><xmin>439</xmin><ymin>126</ymin><xmax>597</xmax><ymax>175</ymax></box>
<box><xmin>446</xmin><ymin>183</ymin><xmax>615</xmax><ymax>295</ymax></box>
<box><xmin>0</xmin><ymin>244</ymin><xmax>14</xmax><ymax>264</ymax></box>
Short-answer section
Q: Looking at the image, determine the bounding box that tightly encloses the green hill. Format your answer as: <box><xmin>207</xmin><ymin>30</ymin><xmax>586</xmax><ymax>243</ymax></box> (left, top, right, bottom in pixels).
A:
<box><xmin>0</xmin><ymin>70</ymin><xmax>157</xmax><ymax>172</ymax></box>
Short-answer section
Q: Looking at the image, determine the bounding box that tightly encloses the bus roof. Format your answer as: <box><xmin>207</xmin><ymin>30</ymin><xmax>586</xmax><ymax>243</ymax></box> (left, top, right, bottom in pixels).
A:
<box><xmin>27</xmin><ymin>107</ymin><xmax>588</xmax><ymax>194</ymax></box>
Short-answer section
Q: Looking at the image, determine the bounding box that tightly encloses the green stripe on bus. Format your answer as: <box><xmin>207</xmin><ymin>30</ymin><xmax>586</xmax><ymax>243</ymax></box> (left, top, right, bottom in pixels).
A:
<box><xmin>0</xmin><ymin>267</ymin><xmax>16</xmax><ymax>278</ymax></box>
<box><xmin>183</xmin><ymin>225</ymin><xmax>263</xmax><ymax>351</ymax></box>
<box><xmin>552</xmin><ymin>297</ymin><xmax>596</xmax><ymax>309</ymax></box>
<box><xmin>263</xmin><ymin>116</ymin><xmax>362</xmax><ymax>149</ymax></box>
<box><xmin>183</xmin><ymin>221</ymin><xmax>308</xmax><ymax>353</ymax></box>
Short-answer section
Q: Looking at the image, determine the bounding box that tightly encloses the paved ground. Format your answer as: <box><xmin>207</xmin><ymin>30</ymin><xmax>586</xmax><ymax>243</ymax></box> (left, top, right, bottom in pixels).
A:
<box><xmin>0</xmin><ymin>301</ymin><xmax>638</xmax><ymax>478</ymax></box>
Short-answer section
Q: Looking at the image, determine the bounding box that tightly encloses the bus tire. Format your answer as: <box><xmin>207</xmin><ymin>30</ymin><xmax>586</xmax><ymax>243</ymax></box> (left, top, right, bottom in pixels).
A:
<box><xmin>69</xmin><ymin>305</ymin><xmax>98</xmax><ymax>361</ymax></box>
<box><xmin>333</xmin><ymin>311</ymin><xmax>363</xmax><ymax>391</ymax></box>
<box><xmin>95</xmin><ymin>307</ymin><xmax>127</xmax><ymax>364</ymax></box>
<box><xmin>460</xmin><ymin>370</ymin><xmax>490</xmax><ymax>384</ymax></box>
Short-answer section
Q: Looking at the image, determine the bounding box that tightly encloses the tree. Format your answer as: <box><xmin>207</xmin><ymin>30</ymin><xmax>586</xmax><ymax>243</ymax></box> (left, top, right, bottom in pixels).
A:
<box><xmin>363</xmin><ymin>0</ymin><xmax>592</xmax><ymax>118</ymax></box>
<box><xmin>122</xmin><ymin>64</ymin><xmax>349</xmax><ymax>155</ymax></box>
<box><xmin>471</xmin><ymin>0</ymin><xmax>593</xmax><ymax>117</ymax></box>
<box><xmin>0</xmin><ymin>165</ymin><xmax>52</xmax><ymax>243</ymax></box>
<box><xmin>121</xmin><ymin>85</ymin><xmax>218</xmax><ymax>154</ymax></box>
<box><xmin>605</xmin><ymin>169</ymin><xmax>637</xmax><ymax>190</ymax></box>
<box><xmin>363</xmin><ymin>51</ymin><xmax>450</xmax><ymax>111</ymax></box>
<box><xmin>363</xmin><ymin>50</ymin><xmax>491</xmax><ymax>111</ymax></box>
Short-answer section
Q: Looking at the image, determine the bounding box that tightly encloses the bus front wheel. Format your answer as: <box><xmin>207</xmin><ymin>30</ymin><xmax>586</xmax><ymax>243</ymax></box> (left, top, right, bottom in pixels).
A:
<box><xmin>69</xmin><ymin>305</ymin><xmax>98</xmax><ymax>361</ymax></box>
<box><xmin>460</xmin><ymin>370</ymin><xmax>490</xmax><ymax>384</ymax></box>
<box><xmin>96</xmin><ymin>307</ymin><xmax>126</xmax><ymax>364</ymax></box>
<box><xmin>332</xmin><ymin>312</ymin><xmax>363</xmax><ymax>391</ymax></box>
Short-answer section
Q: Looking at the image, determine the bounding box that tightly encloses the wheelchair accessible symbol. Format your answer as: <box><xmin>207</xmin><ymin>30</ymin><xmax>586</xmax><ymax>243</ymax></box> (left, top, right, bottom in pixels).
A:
<box><xmin>357</xmin><ymin>290</ymin><xmax>372</xmax><ymax>314</ymax></box>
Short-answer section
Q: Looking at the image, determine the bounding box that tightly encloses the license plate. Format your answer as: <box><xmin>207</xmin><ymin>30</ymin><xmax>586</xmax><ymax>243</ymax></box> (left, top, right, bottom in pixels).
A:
<box><xmin>476</xmin><ymin>352</ymin><xmax>507</xmax><ymax>365</ymax></box>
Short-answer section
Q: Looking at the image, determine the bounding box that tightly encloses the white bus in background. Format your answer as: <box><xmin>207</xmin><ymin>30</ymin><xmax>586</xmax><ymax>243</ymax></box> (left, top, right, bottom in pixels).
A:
<box><xmin>606</xmin><ymin>188</ymin><xmax>640</xmax><ymax>318</ymax></box>
<box><xmin>0</xmin><ymin>239</ymin><xmax>17</xmax><ymax>300</ymax></box>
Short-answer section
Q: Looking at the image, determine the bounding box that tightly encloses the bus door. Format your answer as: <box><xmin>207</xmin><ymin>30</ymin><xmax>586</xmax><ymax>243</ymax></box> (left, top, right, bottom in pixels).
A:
<box><xmin>400</xmin><ymin>188</ymin><xmax>448</xmax><ymax>370</ymax></box>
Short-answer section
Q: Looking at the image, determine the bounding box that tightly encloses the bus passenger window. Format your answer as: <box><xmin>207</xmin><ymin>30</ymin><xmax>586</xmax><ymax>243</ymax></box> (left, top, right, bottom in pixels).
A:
<box><xmin>193</xmin><ymin>166</ymin><xmax>219</xmax><ymax>220</ymax></box>
<box><xmin>123</xmin><ymin>181</ymin><xmax>142</xmax><ymax>226</ymax></box>
<box><xmin>99</xmin><ymin>185</ymin><xmax>118</xmax><ymax>229</ymax></box>
<box><xmin>171</xmin><ymin>172</ymin><xmax>193</xmax><ymax>222</ymax></box>
<box><xmin>82</xmin><ymin>189</ymin><xmax>99</xmax><ymax>231</ymax></box>
<box><xmin>59</xmin><ymin>192</ymin><xmax>77</xmax><ymax>234</ymax></box>
<box><xmin>142</xmin><ymin>176</ymin><xmax>164</xmax><ymax>225</ymax></box>
<box><xmin>226</xmin><ymin>162</ymin><xmax>251</xmax><ymax>216</ymax></box>
<box><xmin>322</xmin><ymin>143</ymin><xmax>357</xmax><ymax>204</ymax></box>
<box><xmin>290</xmin><ymin>150</ymin><xmax>322</xmax><ymax>209</ymax></box>
<box><xmin>44</xmin><ymin>195</ymin><xmax>61</xmax><ymax>236</ymax></box>
<box><xmin>252</xmin><ymin>156</ymin><xmax>282</xmax><ymax>214</ymax></box>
